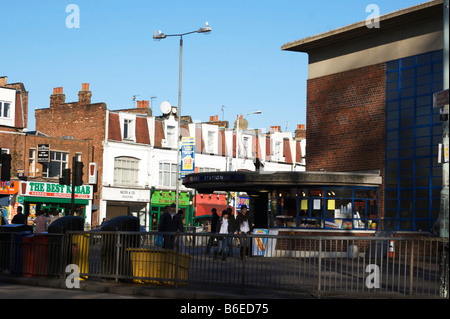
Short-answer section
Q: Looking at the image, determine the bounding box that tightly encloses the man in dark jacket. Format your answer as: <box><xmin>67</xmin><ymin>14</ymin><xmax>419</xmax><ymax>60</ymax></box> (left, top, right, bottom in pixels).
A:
<box><xmin>206</xmin><ymin>208</ymin><xmax>219</xmax><ymax>255</ymax></box>
<box><xmin>158</xmin><ymin>204</ymin><xmax>184</xmax><ymax>249</ymax></box>
<box><xmin>11</xmin><ymin>206</ymin><xmax>26</xmax><ymax>225</ymax></box>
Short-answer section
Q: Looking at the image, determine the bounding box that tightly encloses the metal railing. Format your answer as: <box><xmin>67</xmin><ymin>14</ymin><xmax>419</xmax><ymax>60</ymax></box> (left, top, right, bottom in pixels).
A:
<box><xmin>0</xmin><ymin>230</ymin><xmax>448</xmax><ymax>298</ymax></box>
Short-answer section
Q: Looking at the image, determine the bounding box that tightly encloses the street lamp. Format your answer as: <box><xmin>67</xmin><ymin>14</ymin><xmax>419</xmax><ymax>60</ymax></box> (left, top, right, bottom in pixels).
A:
<box><xmin>153</xmin><ymin>22</ymin><xmax>212</xmax><ymax>214</ymax></box>
<box><xmin>235</xmin><ymin>110</ymin><xmax>262</xmax><ymax>170</ymax></box>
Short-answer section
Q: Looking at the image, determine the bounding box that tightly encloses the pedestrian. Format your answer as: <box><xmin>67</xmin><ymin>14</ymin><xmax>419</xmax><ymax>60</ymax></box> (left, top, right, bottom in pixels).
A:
<box><xmin>158</xmin><ymin>203</ymin><xmax>184</xmax><ymax>249</ymax></box>
<box><xmin>11</xmin><ymin>206</ymin><xmax>26</xmax><ymax>225</ymax></box>
<box><xmin>213</xmin><ymin>210</ymin><xmax>234</xmax><ymax>261</ymax></box>
<box><xmin>33</xmin><ymin>210</ymin><xmax>47</xmax><ymax>233</ymax></box>
<box><xmin>236</xmin><ymin>205</ymin><xmax>253</xmax><ymax>259</ymax></box>
<box><xmin>206</xmin><ymin>208</ymin><xmax>219</xmax><ymax>255</ymax></box>
<box><xmin>226</xmin><ymin>207</ymin><xmax>237</xmax><ymax>257</ymax></box>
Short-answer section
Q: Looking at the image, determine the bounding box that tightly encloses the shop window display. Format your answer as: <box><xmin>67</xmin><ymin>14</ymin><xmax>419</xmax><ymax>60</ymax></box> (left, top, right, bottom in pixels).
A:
<box><xmin>269</xmin><ymin>186</ymin><xmax>378</xmax><ymax>230</ymax></box>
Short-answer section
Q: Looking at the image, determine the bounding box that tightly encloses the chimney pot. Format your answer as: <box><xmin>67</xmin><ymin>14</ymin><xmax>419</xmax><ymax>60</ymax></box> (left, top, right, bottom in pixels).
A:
<box><xmin>78</xmin><ymin>84</ymin><xmax>92</xmax><ymax>104</ymax></box>
<box><xmin>50</xmin><ymin>87</ymin><xmax>65</xmax><ymax>107</ymax></box>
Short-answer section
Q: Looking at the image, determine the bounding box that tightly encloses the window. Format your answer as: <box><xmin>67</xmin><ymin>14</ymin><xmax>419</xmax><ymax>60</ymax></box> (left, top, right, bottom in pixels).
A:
<box><xmin>114</xmin><ymin>157</ymin><xmax>139</xmax><ymax>186</ymax></box>
<box><xmin>273</xmin><ymin>141</ymin><xmax>282</xmax><ymax>161</ymax></box>
<box><xmin>159</xmin><ymin>162</ymin><xmax>177</xmax><ymax>187</ymax></box>
<box><xmin>207</xmin><ymin>131</ymin><xmax>216</xmax><ymax>153</ymax></box>
<box><xmin>197</xmin><ymin>167</ymin><xmax>220</xmax><ymax>173</ymax></box>
<box><xmin>271</xmin><ymin>186</ymin><xmax>378</xmax><ymax>230</ymax></box>
<box><xmin>123</xmin><ymin>119</ymin><xmax>134</xmax><ymax>140</ymax></box>
<box><xmin>42</xmin><ymin>151</ymin><xmax>69</xmax><ymax>178</ymax></box>
<box><xmin>29</xmin><ymin>149</ymin><xmax>36</xmax><ymax>177</ymax></box>
<box><xmin>385</xmin><ymin>50</ymin><xmax>443</xmax><ymax>231</ymax></box>
<box><xmin>0</xmin><ymin>101</ymin><xmax>10</xmax><ymax>118</ymax></box>
<box><xmin>166</xmin><ymin>125</ymin><xmax>176</xmax><ymax>147</ymax></box>
<box><xmin>242</xmin><ymin>136</ymin><xmax>249</xmax><ymax>158</ymax></box>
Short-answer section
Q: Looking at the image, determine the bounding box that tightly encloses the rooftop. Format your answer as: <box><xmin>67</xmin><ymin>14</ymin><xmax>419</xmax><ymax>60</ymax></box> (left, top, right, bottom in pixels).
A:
<box><xmin>281</xmin><ymin>0</ymin><xmax>443</xmax><ymax>53</ymax></box>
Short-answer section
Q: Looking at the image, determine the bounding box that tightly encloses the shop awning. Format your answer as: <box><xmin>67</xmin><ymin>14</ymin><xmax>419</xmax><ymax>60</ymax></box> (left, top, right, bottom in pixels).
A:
<box><xmin>22</xmin><ymin>196</ymin><xmax>89</xmax><ymax>205</ymax></box>
<box><xmin>195</xmin><ymin>203</ymin><xmax>231</xmax><ymax>218</ymax></box>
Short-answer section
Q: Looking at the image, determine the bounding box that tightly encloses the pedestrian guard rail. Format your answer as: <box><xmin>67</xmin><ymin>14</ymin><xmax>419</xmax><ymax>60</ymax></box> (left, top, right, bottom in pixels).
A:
<box><xmin>0</xmin><ymin>230</ymin><xmax>448</xmax><ymax>298</ymax></box>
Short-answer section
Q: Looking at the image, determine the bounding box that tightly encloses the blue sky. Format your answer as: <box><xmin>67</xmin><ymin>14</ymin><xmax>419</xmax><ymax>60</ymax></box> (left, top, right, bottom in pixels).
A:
<box><xmin>1</xmin><ymin>0</ymin><xmax>426</xmax><ymax>134</ymax></box>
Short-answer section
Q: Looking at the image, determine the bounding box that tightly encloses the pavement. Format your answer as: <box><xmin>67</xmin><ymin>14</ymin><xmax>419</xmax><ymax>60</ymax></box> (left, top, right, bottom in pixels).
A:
<box><xmin>1</xmin><ymin>274</ymin><xmax>437</xmax><ymax>300</ymax></box>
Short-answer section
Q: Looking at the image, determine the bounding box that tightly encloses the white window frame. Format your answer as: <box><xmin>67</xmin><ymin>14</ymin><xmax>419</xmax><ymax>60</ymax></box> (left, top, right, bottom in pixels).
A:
<box><xmin>114</xmin><ymin>157</ymin><xmax>139</xmax><ymax>186</ymax></box>
<box><xmin>0</xmin><ymin>101</ymin><xmax>11</xmax><ymax>118</ymax></box>
<box><xmin>123</xmin><ymin>118</ymin><xmax>135</xmax><ymax>141</ymax></box>
<box><xmin>166</xmin><ymin>125</ymin><xmax>176</xmax><ymax>148</ymax></box>
<box><xmin>0</xmin><ymin>88</ymin><xmax>15</xmax><ymax>127</ymax></box>
<box><xmin>273</xmin><ymin>140</ymin><xmax>282</xmax><ymax>161</ymax></box>
<box><xmin>29</xmin><ymin>148</ymin><xmax>36</xmax><ymax>177</ymax></box>
<box><xmin>207</xmin><ymin>130</ymin><xmax>216</xmax><ymax>154</ymax></box>
<box><xmin>159</xmin><ymin>162</ymin><xmax>177</xmax><ymax>187</ymax></box>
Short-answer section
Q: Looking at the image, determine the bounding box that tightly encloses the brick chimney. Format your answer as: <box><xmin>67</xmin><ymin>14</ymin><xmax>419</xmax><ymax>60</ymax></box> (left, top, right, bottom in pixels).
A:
<box><xmin>0</xmin><ymin>76</ymin><xmax>7</xmax><ymax>87</ymax></box>
<box><xmin>78</xmin><ymin>83</ymin><xmax>92</xmax><ymax>105</ymax></box>
<box><xmin>50</xmin><ymin>87</ymin><xmax>65</xmax><ymax>107</ymax></box>
<box><xmin>270</xmin><ymin>125</ymin><xmax>281</xmax><ymax>133</ymax></box>
<box><xmin>137</xmin><ymin>100</ymin><xmax>149</xmax><ymax>108</ymax></box>
<box><xmin>295</xmin><ymin>124</ymin><xmax>306</xmax><ymax>140</ymax></box>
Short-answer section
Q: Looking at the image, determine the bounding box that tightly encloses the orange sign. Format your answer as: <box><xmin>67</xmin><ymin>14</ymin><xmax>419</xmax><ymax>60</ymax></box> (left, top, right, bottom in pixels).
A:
<box><xmin>0</xmin><ymin>181</ymin><xmax>19</xmax><ymax>195</ymax></box>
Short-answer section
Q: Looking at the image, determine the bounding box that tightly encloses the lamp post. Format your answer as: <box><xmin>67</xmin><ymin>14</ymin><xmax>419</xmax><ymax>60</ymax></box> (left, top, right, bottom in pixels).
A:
<box><xmin>153</xmin><ymin>22</ymin><xmax>212</xmax><ymax>214</ymax></box>
<box><xmin>235</xmin><ymin>110</ymin><xmax>262</xmax><ymax>170</ymax></box>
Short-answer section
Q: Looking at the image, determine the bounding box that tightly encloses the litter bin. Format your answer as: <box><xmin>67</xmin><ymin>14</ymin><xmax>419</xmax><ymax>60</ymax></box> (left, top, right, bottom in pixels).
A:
<box><xmin>100</xmin><ymin>216</ymin><xmax>141</xmax><ymax>281</ymax></box>
<box><xmin>21</xmin><ymin>234</ymin><xmax>48</xmax><ymax>277</ymax></box>
<box><xmin>71</xmin><ymin>233</ymin><xmax>90</xmax><ymax>279</ymax></box>
<box><xmin>127</xmin><ymin>248</ymin><xmax>192</xmax><ymax>285</ymax></box>
<box><xmin>47</xmin><ymin>216</ymin><xmax>85</xmax><ymax>276</ymax></box>
<box><xmin>0</xmin><ymin>224</ymin><xmax>33</xmax><ymax>275</ymax></box>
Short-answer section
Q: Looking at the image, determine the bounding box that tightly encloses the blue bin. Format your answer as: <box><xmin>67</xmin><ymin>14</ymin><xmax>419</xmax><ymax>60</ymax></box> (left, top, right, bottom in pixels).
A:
<box><xmin>0</xmin><ymin>224</ymin><xmax>33</xmax><ymax>275</ymax></box>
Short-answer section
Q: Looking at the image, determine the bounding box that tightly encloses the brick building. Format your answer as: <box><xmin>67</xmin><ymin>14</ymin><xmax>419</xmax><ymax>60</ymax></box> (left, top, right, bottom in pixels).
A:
<box><xmin>282</xmin><ymin>0</ymin><xmax>445</xmax><ymax>232</ymax></box>
<box><xmin>35</xmin><ymin>84</ymin><xmax>106</xmax><ymax>226</ymax></box>
<box><xmin>1</xmin><ymin>77</ymin><xmax>93</xmax><ymax>224</ymax></box>
<box><xmin>33</xmin><ymin>83</ymin><xmax>304</xmax><ymax>228</ymax></box>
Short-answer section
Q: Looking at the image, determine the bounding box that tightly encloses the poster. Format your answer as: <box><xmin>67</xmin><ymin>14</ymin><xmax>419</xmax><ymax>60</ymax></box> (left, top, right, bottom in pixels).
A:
<box><xmin>252</xmin><ymin>228</ymin><xmax>268</xmax><ymax>256</ymax></box>
<box><xmin>180</xmin><ymin>137</ymin><xmax>195</xmax><ymax>178</ymax></box>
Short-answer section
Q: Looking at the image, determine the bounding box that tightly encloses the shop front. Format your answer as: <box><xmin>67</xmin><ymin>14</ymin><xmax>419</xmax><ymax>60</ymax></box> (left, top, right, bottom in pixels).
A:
<box><xmin>17</xmin><ymin>181</ymin><xmax>93</xmax><ymax>225</ymax></box>
<box><xmin>149</xmin><ymin>190</ymin><xmax>193</xmax><ymax>230</ymax></box>
<box><xmin>101</xmin><ymin>186</ymin><xmax>150</xmax><ymax>228</ymax></box>
<box><xmin>183</xmin><ymin>171</ymin><xmax>382</xmax><ymax>234</ymax></box>
<box><xmin>0</xmin><ymin>180</ymin><xmax>20</xmax><ymax>223</ymax></box>
<box><xmin>194</xmin><ymin>192</ymin><xmax>230</xmax><ymax>218</ymax></box>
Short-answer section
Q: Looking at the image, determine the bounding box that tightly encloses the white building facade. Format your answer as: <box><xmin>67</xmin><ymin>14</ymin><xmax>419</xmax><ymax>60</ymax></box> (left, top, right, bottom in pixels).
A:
<box><xmin>100</xmin><ymin>105</ymin><xmax>306</xmax><ymax>230</ymax></box>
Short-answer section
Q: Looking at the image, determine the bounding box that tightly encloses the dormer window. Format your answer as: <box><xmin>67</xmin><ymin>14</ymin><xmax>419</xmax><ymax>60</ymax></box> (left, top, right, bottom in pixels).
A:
<box><xmin>207</xmin><ymin>130</ymin><xmax>216</xmax><ymax>153</ymax></box>
<box><xmin>0</xmin><ymin>101</ymin><xmax>10</xmax><ymax>118</ymax></box>
<box><xmin>0</xmin><ymin>87</ymin><xmax>15</xmax><ymax>127</ymax></box>
<box><xmin>123</xmin><ymin>118</ymin><xmax>135</xmax><ymax>141</ymax></box>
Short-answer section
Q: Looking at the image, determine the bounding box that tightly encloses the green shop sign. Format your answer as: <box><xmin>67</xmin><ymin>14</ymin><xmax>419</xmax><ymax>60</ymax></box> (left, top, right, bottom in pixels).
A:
<box><xmin>21</xmin><ymin>181</ymin><xmax>93</xmax><ymax>200</ymax></box>
<box><xmin>151</xmin><ymin>190</ymin><xmax>190</xmax><ymax>207</ymax></box>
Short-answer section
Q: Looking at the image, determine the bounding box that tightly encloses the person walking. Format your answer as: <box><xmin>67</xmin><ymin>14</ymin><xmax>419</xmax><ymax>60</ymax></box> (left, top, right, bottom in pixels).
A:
<box><xmin>226</xmin><ymin>207</ymin><xmax>237</xmax><ymax>257</ymax></box>
<box><xmin>158</xmin><ymin>203</ymin><xmax>184</xmax><ymax>249</ymax></box>
<box><xmin>236</xmin><ymin>205</ymin><xmax>253</xmax><ymax>260</ymax></box>
<box><xmin>206</xmin><ymin>208</ymin><xmax>219</xmax><ymax>255</ymax></box>
<box><xmin>213</xmin><ymin>210</ymin><xmax>234</xmax><ymax>261</ymax></box>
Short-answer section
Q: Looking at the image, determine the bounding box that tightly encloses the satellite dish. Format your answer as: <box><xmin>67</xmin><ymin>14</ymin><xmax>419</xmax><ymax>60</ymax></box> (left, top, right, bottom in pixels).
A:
<box><xmin>160</xmin><ymin>101</ymin><xmax>171</xmax><ymax>114</ymax></box>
